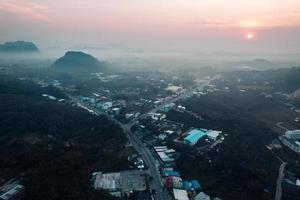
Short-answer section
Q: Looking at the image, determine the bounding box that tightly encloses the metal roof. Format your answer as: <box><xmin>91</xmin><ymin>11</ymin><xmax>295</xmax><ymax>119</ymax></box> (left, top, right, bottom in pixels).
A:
<box><xmin>184</xmin><ymin>129</ymin><xmax>207</xmax><ymax>145</ymax></box>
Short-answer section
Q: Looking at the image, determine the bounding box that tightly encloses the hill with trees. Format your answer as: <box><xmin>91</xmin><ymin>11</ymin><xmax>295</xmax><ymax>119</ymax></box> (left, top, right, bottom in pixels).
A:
<box><xmin>0</xmin><ymin>76</ymin><xmax>127</xmax><ymax>200</ymax></box>
<box><xmin>0</xmin><ymin>41</ymin><xmax>39</xmax><ymax>53</ymax></box>
<box><xmin>52</xmin><ymin>51</ymin><xmax>108</xmax><ymax>73</ymax></box>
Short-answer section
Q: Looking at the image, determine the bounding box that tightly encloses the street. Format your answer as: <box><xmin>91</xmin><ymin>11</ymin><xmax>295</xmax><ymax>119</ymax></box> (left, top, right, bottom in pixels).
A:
<box><xmin>275</xmin><ymin>162</ymin><xmax>286</xmax><ymax>200</ymax></box>
<box><xmin>59</xmin><ymin>79</ymin><xmax>211</xmax><ymax>200</ymax></box>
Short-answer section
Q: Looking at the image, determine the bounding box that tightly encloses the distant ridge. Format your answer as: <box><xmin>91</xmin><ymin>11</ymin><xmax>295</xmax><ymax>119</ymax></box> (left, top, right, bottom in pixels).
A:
<box><xmin>52</xmin><ymin>51</ymin><xmax>108</xmax><ymax>72</ymax></box>
<box><xmin>0</xmin><ymin>41</ymin><xmax>39</xmax><ymax>52</ymax></box>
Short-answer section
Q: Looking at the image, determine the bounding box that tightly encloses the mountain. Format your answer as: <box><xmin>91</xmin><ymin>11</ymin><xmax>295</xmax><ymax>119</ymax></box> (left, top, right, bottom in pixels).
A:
<box><xmin>52</xmin><ymin>51</ymin><xmax>107</xmax><ymax>72</ymax></box>
<box><xmin>0</xmin><ymin>41</ymin><xmax>39</xmax><ymax>52</ymax></box>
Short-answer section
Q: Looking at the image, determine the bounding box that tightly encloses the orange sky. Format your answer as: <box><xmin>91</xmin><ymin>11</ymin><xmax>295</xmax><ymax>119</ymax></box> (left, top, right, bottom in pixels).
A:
<box><xmin>0</xmin><ymin>0</ymin><xmax>300</xmax><ymax>52</ymax></box>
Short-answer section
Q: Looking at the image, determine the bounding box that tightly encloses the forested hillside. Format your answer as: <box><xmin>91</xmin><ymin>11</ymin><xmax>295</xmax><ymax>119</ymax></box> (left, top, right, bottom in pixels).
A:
<box><xmin>0</xmin><ymin>76</ymin><xmax>127</xmax><ymax>200</ymax></box>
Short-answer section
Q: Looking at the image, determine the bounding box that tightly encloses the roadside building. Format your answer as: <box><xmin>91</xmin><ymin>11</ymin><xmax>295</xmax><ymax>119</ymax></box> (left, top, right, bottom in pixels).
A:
<box><xmin>163</xmin><ymin>170</ymin><xmax>180</xmax><ymax>177</ymax></box>
<box><xmin>173</xmin><ymin>189</ymin><xmax>189</xmax><ymax>200</ymax></box>
<box><xmin>0</xmin><ymin>181</ymin><xmax>25</xmax><ymax>200</ymax></box>
<box><xmin>92</xmin><ymin>170</ymin><xmax>147</xmax><ymax>198</ymax></box>
<box><xmin>154</xmin><ymin>146</ymin><xmax>175</xmax><ymax>166</ymax></box>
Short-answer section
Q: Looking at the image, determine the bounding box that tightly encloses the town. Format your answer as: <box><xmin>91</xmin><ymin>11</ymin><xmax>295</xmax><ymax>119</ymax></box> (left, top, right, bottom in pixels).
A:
<box><xmin>1</xmin><ymin>66</ymin><xmax>300</xmax><ymax>200</ymax></box>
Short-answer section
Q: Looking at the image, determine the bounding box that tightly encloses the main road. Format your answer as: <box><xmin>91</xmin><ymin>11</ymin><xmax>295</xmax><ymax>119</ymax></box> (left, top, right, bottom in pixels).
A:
<box><xmin>275</xmin><ymin>162</ymin><xmax>286</xmax><ymax>200</ymax></box>
<box><xmin>63</xmin><ymin>93</ymin><xmax>171</xmax><ymax>200</ymax></box>
<box><xmin>59</xmin><ymin>78</ymin><xmax>211</xmax><ymax>200</ymax></box>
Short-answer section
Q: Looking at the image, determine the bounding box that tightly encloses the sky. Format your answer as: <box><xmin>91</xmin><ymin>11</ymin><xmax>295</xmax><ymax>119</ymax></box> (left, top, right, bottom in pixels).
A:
<box><xmin>1</xmin><ymin>0</ymin><xmax>300</xmax><ymax>54</ymax></box>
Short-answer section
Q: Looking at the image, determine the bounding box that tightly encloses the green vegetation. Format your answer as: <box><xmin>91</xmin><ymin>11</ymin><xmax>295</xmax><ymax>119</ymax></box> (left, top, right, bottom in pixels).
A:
<box><xmin>0</xmin><ymin>41</ymin><xmax>39</xmax><ymax>52</ymax></box>
<box><xmin>169</xmin><ymin>90</ymin><xmax>283</xmax><ymax>200</ymax></box>
<box><xmin>0</xmin><ymin>76</ymin><xmax>127</xmax><ymax>200</ymax></box>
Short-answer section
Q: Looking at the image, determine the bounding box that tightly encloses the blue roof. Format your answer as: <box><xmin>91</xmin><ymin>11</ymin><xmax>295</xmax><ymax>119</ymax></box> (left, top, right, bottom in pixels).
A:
<box><xmin>184</xmin><ymin>129</ymin><xmax>207</xmax><ymax>145</ymax></box>
<box><xmin>164</xmin><ymin>170</ymin><xmax>180</xmax><ymax>177</ymax></box>
<box><xmin>182</xmin><ymin>181</ymin><xmax>191</xmax><ymax>191</ymax></box>
<box><xmin>191</xmin><ymin>180</ymin><xmax>201</xmax><ymax>190</ymax></box>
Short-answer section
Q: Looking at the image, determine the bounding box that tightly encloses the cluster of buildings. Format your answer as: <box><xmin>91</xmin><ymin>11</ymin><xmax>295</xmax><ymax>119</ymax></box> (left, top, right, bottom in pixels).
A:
<box><xmin>152</xmin><ymin>146</ymin><xmax>221</xmax><ymax>200</ymax></box>
<box><xmin>280</xmin><ymin>130</ymin><xmax>300</xmax><ymax>154</ymax></box>
<box><xmin>281</xmin><ymin>165</ymin><xmax>300</xmax><ymax>199</ymax></box>
<box><xmin>175</xmin><ymin>128</ymin><xmax>223</xmax><ymax>147</ymax></box>
<box><xmin>91</xmin><ymin>73</ymin><xmax>121</xmax><ymax>82</ymax></box>
<box><xmin>0</xmin><ymin>180</ymin><xmax>25</xmax><ymax>200</ymax></box>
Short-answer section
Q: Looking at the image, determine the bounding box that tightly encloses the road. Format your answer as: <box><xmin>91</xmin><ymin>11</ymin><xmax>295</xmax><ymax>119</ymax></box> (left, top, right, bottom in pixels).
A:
<box><xmin>126</xmin><ymin>80</ymin><xmax>211</xmax><ymax>128</ymax></box>
<box><xmin>275</xmin><ymin>162</ymin><xmax>286</xmax><ymax>200</ymax></box>
<box><xmin>63</xmin><ymin>93</ymin><xmax>171</xmax><ymax>200</ymax></box>
<box><xmin>59</xmin><ymin>79</ymin><xmax>211</xmax><ymax>200</ymax></box>
<box><xmin>276</xmin><ymin>122</ymin><xmax>289</xmax><ymax>132</ymax></box>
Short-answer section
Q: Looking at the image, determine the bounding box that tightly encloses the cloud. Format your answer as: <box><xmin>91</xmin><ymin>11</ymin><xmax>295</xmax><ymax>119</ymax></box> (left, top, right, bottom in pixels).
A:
<box><xmin>0</xmin><ymin>0</ymin><xmax>48</xmax><ymax>21</ymax></box>
<box><xmin>187</xmin><ymin>12</ymin><xmax>300</xmax><ymax>29</ymax></box>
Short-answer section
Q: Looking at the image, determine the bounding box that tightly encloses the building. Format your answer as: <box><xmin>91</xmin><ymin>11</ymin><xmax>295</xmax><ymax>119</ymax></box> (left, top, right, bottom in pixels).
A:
<box><xmin>195</xmin><ymin>192</ymin><xmax>210</xmax><ymax>200</ymax></box>
<box><xmin>92</xmin><ymin>170</ymin><xmax>147</xmax><ymax>197</ymax></box>
<box><xmin>285</xmin><ymin>130</ymin><xmax>300</xmax><ymax>140</ymax></box>
<box><xmin>280</xmin><ymin>130</ymin><xmax>300</xmax><ymax>154</ymax></box>
<box><xmin>0</xmin><ymin>181</ymin><xmax>25</xmax><ymax>200</ymax></box>
<box><xmin>206</xmin><ymin>130</ymin><xmax>221</xmax><ymax>141</ymax></box>
<box><xmin>191</xmin><ymin>180</ymin><xmax>201</xmax><ymax>192</ymax></box>
<box><xmin>164</xmin><ymin>170</ymin><xmax>180</xmax><ymax>177</ymax></box>
<box><xmin>182</xmin><ymin>181</ymin><xmax>191</xmax><ymax>191</ymax></box>
<box><xmin>173</xmin><ymin>189</ymin><xmax>189</xmax><ymax>200</ymax></box>
<box><xmin>165</xmin><ymin>176</ymin><xmax>183</xmax><ymax>189</ymax></box>
<box><xmin>184</xmin><ymin>129</ymin><xmax>207</xmax><ymax>146</ymax></box>
<box><xmin>102</xmin><ymin>102</ymin><xmax>113</xmax><ymax>110</ymax></box>
<box><xmin>154</xmin><ymin>146</ymin><xmax>175</xmax><ymax>166</ymax></box>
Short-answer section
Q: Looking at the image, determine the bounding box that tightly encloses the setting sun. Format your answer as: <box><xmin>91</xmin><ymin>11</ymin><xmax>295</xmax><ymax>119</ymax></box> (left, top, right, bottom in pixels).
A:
<box><xmin>246</xmin><ymin>33</ymin><xmax>254</xmax><ymax>40</ymax></box>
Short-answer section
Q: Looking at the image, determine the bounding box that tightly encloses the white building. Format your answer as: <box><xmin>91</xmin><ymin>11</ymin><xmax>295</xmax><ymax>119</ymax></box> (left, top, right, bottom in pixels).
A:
<box><xmin>195</xmin><ymin>192</ymin><xmax>210</xmax><ymax>200</ymax></box>
<box><xmin>207</xmin><ymin>130</ymin><xmax>222</xmax><ymax>141</ymax></box>
<box><xmin>173</xmin><ymin>188</ymin><xmax>189</xmax><ymax>200</ymax></box>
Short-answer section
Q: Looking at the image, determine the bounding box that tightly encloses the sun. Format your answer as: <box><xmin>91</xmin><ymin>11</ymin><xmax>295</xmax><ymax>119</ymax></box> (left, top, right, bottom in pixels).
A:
<box><xmin>246</xmin><ymin>33</ymin><xmax>254</xmax><ymax>40</ymax></box>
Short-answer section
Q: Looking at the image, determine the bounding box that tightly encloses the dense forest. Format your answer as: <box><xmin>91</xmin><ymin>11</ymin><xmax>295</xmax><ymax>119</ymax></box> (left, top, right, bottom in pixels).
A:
<box><xmin>223</xmin><ymin>66</ymin><xmax>300</xmax><ymax>92</ymax></box>
<box><xmin>0</xmin><ymin>76</ymin><xmax>127</xmax><ymax>200</ymax></box>
<box><xmin>167</xmin><ymin>90</ymin><xmax>284</xmax><ymax>200</ymax></box>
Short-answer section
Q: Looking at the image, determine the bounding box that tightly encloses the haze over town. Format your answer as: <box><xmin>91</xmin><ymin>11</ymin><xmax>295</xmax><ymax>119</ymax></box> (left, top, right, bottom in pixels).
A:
<box><xmin>1</xmin><ymin>1</ymin><xmax>300</xmax><ymax>200</ymax></box>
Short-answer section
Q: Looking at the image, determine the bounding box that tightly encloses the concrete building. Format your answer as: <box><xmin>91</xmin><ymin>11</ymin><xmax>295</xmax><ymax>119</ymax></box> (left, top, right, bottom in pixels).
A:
<box><xmin>92</xmin><ymin>170</ymin><xmax>147</xmax><ymax>197</ymax></box>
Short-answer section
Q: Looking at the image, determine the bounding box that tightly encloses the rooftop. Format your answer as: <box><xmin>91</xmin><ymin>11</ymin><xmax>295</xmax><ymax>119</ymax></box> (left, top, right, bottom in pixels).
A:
<box><xmin>184</xmin><ymin>129</ymin><xmax>207</xmax><ymax>145</ymax></box>
<box><xmin>173</xmin><ymin>188</ymin><xmax>189</xmax><ymax>200</ymax></box>
<box><xmin>93</xmin><ymin>170</ymin><xmax>147</xmax><ymax>193</ymax></box>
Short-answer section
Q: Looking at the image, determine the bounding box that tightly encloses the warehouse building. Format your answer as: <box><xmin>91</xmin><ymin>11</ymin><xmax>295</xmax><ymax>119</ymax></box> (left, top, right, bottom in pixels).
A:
<box><xmin>92</xmin><ymin>170</ymin><xmax>147</xmax><ymax>197</ymax></box>
<box><xmin>184</xmin><ymin>129</ymin><xmax>207</xmax><ymax>146</ymax></box>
